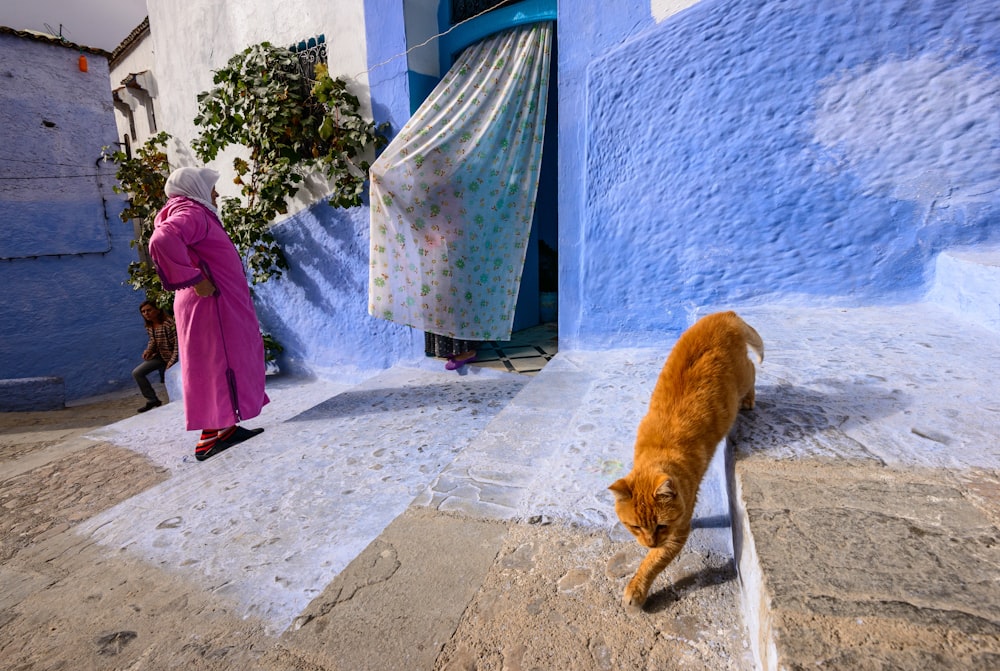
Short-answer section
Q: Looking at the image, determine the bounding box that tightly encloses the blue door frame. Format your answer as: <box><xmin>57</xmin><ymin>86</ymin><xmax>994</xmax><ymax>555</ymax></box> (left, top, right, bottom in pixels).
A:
<box><xmin>437</xmin><ymin>0</ymin><xmax>558</xmax><ymax>74</ymax></box>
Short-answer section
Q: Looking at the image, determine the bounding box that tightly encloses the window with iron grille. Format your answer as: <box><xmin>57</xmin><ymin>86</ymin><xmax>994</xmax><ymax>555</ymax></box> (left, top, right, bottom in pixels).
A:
<box><xmin>289</xmin><ymin>35</ymin><xmax>327</xmax><ymax>81</ymax></box>
<box><xmin>450</xmin><ymin>0</ymin><xmax>519</xmax><ymax>24</ymax></box>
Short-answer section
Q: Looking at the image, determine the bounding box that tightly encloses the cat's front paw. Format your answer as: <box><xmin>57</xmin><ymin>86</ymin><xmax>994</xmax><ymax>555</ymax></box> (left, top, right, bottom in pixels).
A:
<box><xmin>622</xmin><ymin>582</ymin><xmax>648</xmax><ymax>612</ymax></box>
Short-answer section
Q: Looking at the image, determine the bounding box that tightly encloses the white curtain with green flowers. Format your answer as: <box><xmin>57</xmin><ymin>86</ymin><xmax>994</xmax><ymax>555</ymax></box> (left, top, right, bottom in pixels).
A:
<box><xmin>368</xmin><ymin>22</ymin><xmax>552</xmax><ymax>341</ymax></box>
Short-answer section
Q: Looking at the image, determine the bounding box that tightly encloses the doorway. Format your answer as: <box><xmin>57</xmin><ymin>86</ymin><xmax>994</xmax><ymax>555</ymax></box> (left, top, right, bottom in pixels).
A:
<box><xmin>393</xmin><ymin>1</ymin><xmax>559</xmax><ymax>353</ymax></box>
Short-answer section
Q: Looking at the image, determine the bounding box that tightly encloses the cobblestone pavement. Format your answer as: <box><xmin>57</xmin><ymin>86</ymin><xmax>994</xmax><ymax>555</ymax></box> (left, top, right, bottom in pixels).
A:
<box><xmin>1</xmin><ymin>396</ymin><xmax>161</xmax><ymax>563</ymax></box>
<box><xmin>0</xmin><ymin>442</ymin><xmax>168</xmax><ymax>563</ymax></box>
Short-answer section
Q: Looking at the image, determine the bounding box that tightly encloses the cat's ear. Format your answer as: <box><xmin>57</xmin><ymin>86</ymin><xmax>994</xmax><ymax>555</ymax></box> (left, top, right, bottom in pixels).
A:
<box><xmin>608</xmin><ymin>478</ymin><xmax>632</xmax><ymax>502</ymax></box>
<box><xmin>655</xmin><ymin>476</ymin><xmax>676</xmax><ymax>500</ymax></box>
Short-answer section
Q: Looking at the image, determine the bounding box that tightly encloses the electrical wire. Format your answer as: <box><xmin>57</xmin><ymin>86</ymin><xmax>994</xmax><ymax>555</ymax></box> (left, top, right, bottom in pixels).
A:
<box><xmin>353</xmin><ymin>3</ymin><xmax>505</xmax><ymax>80</ymax></box>
<box><xmin>0</xmin><ymin>156</ymin><xmax>101</xmax><ymax>169</ymax></box>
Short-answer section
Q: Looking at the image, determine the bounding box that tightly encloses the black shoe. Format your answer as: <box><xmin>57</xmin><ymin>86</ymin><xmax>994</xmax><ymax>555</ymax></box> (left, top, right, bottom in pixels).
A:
<box><xmin>137</xmin><ymin>399</ymin><xmax>162</xmax><ymax>413</ymax></box>
<box><xmin>194</xmin><ymin>426</ymin><xmax>264</xmax><ymax>462</ymax></box>
<box><xmin>220</xmin><ymin>426</ymin><xmax>264</xmax><ymax>448</ymax></box>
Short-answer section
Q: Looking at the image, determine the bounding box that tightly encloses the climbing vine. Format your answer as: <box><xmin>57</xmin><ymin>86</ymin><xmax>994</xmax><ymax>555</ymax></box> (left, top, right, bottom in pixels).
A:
<box><xmin>106</xmin><ymin>131</ymin><xmax>173</xmax><ymax>309</ymax></box>
<box><xmin>108</xmin><ymin>41</ymin><xmax>386</xmax><ymax>363</ymax></box>
<box><xmin>192</xmin><ymin>42</ymin><xmax>388</xmax><ymax>284</ymax></box>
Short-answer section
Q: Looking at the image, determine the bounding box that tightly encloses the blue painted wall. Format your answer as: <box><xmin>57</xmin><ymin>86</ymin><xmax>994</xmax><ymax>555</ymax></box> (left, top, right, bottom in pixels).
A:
<box><xmin>0</xmin><ymin>33</ymin><xmax>140</xmax><ymax>401</ymax></box>
<box><xmin>561</xmin><ymin>0</ymin><xmax>1000</xmax><ymax>347</ymax></box>
<box><xmin>141</xmin><ymin>0</ymin><xmax>1000</xmax><ymax>384</ymax></box>
<box><xmin>265</xmin><ymin>0</ymin><xmax>1000</xmax><ymax>373</ymax></box>
<box><xmin>247</xmin><ymin>0</ymin><xmax>419</xmax><ymax>380</ymax></box>
<box><xmin>254</xmin><ymin>202</ymin><xmax>418</xmax><ymax>379</ymax></box>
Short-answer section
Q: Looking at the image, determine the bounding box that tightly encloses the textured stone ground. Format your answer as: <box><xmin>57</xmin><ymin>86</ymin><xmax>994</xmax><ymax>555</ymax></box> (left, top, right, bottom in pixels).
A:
<box><xmin>0</xmin><ymin>357</ymin><xmax>751</xmax><ymax>671</ymax></box>
<box><xmin>0</xmin><ymin>396</ymin><xmax>272</xmax><ymax>670</ymax></box>
<box><xmin>5</xmin><ymin>302</ymin><xmax>993</xmax><ymax>670</ymax></box>
<box><xmin>729</xmin><ymin>304</ymin><xmax>1000</xmax><ymax>670</ymax></box>
<box><xmin>266</xmin><ymin>509</ymin><xmax>751</xmax><ymax>671</ymax></box>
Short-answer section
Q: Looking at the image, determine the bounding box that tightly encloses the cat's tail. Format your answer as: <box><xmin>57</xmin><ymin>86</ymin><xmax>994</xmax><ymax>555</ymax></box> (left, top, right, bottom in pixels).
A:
<box><xmin>738</xmin><ymin>316</ymin><xmax>764</xmax><ymax>364</ymax></box>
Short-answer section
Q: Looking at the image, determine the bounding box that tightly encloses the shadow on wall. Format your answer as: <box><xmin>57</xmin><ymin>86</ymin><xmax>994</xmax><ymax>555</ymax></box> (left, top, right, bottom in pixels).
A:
<box><xmin>252</xmin><ymin>199</ymin><xmax>413</xmax><ymax>378</ymax></box>
<box><xmin>581</xmin><ymin>0</ymin><xmax>1000</xmax><ymax>337</ymax></box>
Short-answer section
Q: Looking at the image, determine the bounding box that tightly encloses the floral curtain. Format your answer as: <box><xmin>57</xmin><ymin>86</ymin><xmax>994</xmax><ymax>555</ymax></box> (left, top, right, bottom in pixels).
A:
<box><xmin>368</xmin><ymin>22</ymin><xmax>553</xmax><ymax>341</ymax></box>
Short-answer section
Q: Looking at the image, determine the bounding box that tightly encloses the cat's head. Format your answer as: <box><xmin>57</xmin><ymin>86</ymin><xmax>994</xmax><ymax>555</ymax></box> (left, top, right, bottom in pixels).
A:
<box><xmin>608</xmin><ymin>471</ymin><xmax>686</xmax><ymax>548</ymax></box>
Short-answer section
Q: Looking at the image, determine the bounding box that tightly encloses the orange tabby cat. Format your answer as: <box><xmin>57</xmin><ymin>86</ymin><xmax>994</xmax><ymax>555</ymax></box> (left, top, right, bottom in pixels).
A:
<box><xmin>609</xmin><ymin>311</ymin><xmax>763</xmax><ymax>609</ymax></box>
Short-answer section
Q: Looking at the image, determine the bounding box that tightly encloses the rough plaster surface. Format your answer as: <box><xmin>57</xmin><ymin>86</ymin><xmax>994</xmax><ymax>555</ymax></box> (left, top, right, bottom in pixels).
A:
<box><xmin>0</xmin><ymin>35</ymin><xmax>120</xmax><ymax>257</ymax></box>
<box><xmin>0</xmin><ymin>33</ymin><xmax>140</xmax><ymax>400</ymax></box>
<box><xmin>255</xmin><ymin>204</ymin><xmax>419</xmax><ymax>376</ymax></box>
<box><xmin>571</xmin><ymin>0</ymin><xmax>1000</xmax><ymax>343</ymax></box>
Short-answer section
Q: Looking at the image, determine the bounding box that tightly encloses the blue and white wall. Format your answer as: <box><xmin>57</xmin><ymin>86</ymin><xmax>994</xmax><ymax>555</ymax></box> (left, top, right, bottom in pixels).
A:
<box><xmin>0</xmin><ymin>31</ymin><xmax>138</xmax><ymax>402</ymax></box>
<box><xmin>138</xmin><ymin>0</ymin><xmax>1000</xmax><ymax>380</ymax></box>
<box><xmin>146</xmin><ymin>0</ymin><xmax>419</xmax><ymax>380</ymax></box>
<box><xmin>560</xmin><ymin>0</ymin><xmax>1000</xmax><ymax>346</ymax></box>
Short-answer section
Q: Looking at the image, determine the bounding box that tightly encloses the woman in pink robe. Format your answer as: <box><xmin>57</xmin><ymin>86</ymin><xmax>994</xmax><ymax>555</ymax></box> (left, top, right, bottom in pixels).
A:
<box><xmin>149</xmin><ymin>167</ymin><xmax>269</xmax><ymax>460</ymax></box>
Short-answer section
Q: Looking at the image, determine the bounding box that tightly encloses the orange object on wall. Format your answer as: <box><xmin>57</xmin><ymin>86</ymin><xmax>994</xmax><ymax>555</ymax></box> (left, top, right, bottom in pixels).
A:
<box><xmin>78</xmin><ymin>54</ymin><xmax>88</xmax><ymax>72</ymax></box>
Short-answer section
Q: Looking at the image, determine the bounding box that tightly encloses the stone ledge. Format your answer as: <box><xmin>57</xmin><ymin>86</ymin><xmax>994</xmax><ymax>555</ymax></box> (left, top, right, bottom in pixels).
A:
<box><xmin>723</xmin><ymin>303</ymin><xmax>1000</xmax><ymax>671</ymax></box>
<box><xmin>730</xmin><ymin>460</ymin><xmax>1000</xmax><ymax>671</ymax></box>
<box><xmin>928</xmin><ymin>246</ymin><xmax>1000</xmax><ymax>333</ymax></box>
<box><xmin>0</xmin><ymin>377</ymin><xmax>64</xmax><ymax>412</ymax></box>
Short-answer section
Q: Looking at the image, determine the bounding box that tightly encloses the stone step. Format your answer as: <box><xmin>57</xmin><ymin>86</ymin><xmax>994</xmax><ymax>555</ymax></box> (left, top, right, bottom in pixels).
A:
<box><xmin>927</xmin><ymin>245</ymin><xmax>1000</xmax><ymax>332</ymax></box>
<box><xmin>0</xmin><ymin>375</ymin><xmax>64</xmax><ymax>411</ymax></box>
<box><xmin>77</xmin><ymin>352</ymin><xmax>754</xmax><ymax>669</ymax></box>
<box><xmin>269</xmin><ymin>349</ymin><xmax>753</xmax><ymax>670</ymax></box>
<box><xmin>726</xmin><ymin>304</ymin><xmax>1000</xmax><ymax>670</ymax></box>
<box><xmin>77</xmin><ymin>363</ymin><xmax>529</xmax><ymax>632</ymax></box>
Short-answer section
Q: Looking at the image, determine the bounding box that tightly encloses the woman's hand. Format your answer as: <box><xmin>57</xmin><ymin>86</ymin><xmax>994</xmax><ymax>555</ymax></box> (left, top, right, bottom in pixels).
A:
<box><xmin>193</xmin><ymin>278</ymin><xmax>216</xmax><ymax>297</ymax></box>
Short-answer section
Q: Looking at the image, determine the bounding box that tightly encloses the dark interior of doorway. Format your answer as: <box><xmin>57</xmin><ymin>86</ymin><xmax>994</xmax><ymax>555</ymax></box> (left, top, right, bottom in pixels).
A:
<box><xmin>510</xmin><ymin>32</ymin><xmax>558</xmax><ymax>335</ymax></box>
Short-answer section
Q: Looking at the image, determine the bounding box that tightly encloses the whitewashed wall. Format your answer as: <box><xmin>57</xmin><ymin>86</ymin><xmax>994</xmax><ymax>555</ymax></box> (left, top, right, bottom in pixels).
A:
<box><xmin>141</xmin><ymin>0</ymin><xmax>418</xmax><ymax>380</ymax></box>
<box><xmin>109</xmin><ymin>27</ymin><xmax>159</xmax><ymax>150</ymax></box>
<box><xmin>146</xmin><ymin>0</ymin><xmax>370</xmax><ymax>218</ymax></box>
<box><xmin>650</xmin><ymin>0</ymin><xmax>703</xmax><ymax>23</ymax></box>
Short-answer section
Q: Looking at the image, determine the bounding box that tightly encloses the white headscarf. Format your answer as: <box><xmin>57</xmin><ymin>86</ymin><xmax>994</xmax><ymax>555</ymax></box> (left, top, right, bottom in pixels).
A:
<box><xmin>164</xmin><ymin>167</ymin><xmax>219</xmax><ymax>214</ymax></box>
